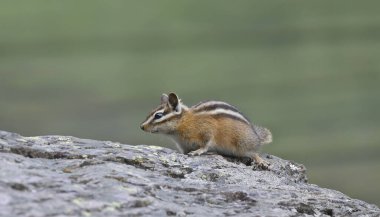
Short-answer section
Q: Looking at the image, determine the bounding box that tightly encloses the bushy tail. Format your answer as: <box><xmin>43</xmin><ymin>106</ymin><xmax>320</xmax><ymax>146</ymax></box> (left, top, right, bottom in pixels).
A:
<box><xmin>254</xmin><ymin>125</ymin><xmax>273</xmax><ymax>145</ymax></box>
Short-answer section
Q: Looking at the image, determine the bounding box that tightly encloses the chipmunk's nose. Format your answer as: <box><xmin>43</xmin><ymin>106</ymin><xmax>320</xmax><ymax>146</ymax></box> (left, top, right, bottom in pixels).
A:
<box><xmin>140</xmin><ymin>124</ymin><xmax>145</xmax><ymax>130</ymax></box>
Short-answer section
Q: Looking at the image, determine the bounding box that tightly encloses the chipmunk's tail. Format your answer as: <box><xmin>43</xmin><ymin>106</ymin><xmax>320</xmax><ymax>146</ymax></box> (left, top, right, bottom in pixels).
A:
<box><xmin>253</xmin><ymin>125</ymin><xmax>273</xmax><ymax>145</ymax></box>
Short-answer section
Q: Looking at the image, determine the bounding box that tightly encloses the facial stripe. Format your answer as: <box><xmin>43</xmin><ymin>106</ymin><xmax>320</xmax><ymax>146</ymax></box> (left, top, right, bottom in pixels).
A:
<box><xmin>145</xmin><ymin>105</ymin><xmax>183</xmax><ymax>124</ymax></box>
<box><xmin>142</xmin><ymin>102</ymin><xmax>187</xmax><ymax>127</ymax></box>
<box><xmin>153</xmin><ymin>103</ymin><xmax>187</xmax><ymax>124</ymax></box>
<box><xmin>145</xmin><ymin>105</ymin><xmax>165</xmax><ymax>120</ymax></box>
<box><xmin>142</xmin><ymin>108</ymin><xmax>164</xmax><ymax>126</ymax></box>
<box><xmin>153</xmin><ymin>112</ymin><xmax>177</xmax><ymax>123</ymax></box>
<box><xmin>155</xmin><ymin>109</ymin><xmax>165</xmax><ymax>115</ymax></box>
<box><xmin>141</xmin><ymin>115</ymin><xmax>154</xmax><ymax>126</ymax></box>
<box><xmin>152</xmin><ymin>112</ymin><xmax>182</xmax><ymax>125</ymax></box>
<box><xmin>195</xmin><ymin>109</ymin><xmax>251</xmax><ymax>125</ymax></box>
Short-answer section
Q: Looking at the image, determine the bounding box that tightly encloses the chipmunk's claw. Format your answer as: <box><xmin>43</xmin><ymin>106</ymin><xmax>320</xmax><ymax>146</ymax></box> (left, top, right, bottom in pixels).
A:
<box><xmin>256</xmin><ymin>160</ymin><xmax>271</xmax><ymax>170</ymax></box>
<box><xmin>188</xmin><ymin>151</ymin><xmax>198</xmax><ymax>156</ymax></box>
<box><xmin>251</xmin><ymin>153</ymin><xmax>271</xmax><ymax>170</ymax></box>
<box><xmin>188</xmin><ymin>148</ymin><xmax>207</xmax><ymax>156</ymax></box>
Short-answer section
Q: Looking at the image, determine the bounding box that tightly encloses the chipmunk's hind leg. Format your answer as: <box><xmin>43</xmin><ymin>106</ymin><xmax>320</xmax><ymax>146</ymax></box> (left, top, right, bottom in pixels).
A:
<box><xmin>240</xmin><ymin>131</ymin><xmax>271</xmax><ymax>170</ymax></box>
<box><xmin>248</xmin><ymin>152</ymin><xmax>270</xmax><ymax>170</ymax></box>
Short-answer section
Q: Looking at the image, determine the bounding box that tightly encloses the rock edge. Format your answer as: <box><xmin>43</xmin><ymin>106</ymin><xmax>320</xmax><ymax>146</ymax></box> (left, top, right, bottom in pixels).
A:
<box><xmin>0</xmin><ymin>130</ymin><xmax>379</xmax><ymax>217</ymax></box>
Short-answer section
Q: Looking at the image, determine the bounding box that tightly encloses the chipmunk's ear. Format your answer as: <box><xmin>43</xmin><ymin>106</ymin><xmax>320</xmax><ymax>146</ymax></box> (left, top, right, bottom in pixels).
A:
<box><xmin>168</xmin><ymin>93</ymin><xmax>179</xmax><ymax>111</ymax></box>
<box><xmin>161</xmin><ymin>94</ymin><xmax>169</xmax><ymax>104</ymax></box>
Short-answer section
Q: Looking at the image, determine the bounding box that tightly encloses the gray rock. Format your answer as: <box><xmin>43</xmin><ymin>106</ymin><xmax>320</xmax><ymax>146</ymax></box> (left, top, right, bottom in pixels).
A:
<box><xmin>0</xmin><ymin>130</ymin><xmax>379</xmax><ymax>217</ymax></box>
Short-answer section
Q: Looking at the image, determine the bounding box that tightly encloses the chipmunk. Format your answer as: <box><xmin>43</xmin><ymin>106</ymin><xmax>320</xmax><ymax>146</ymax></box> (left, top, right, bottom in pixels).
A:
<box><xmin>140</xmin><ymin>93</ymin><xmax>272</xmax><ymax>169</ymax></box>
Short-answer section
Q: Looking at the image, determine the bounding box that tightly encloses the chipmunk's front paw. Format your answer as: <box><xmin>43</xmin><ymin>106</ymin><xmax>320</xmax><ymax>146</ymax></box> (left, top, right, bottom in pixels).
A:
<box><xmin>188</xmin><ymin>148</ymin><xmax>207</xmax><ymax>156</ymax></box>
<box><xmin>188</xmin><ymin>150</ymin><xmax>200</xmax><ymax>156</ymax></box>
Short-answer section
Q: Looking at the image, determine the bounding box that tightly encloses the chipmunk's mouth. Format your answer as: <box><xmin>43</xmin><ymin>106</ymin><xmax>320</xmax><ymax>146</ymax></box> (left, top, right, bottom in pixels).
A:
<box><xmin>140</xmin><ymin>125</ymin><xmax>158</xmax><ymax>133</ymax></box>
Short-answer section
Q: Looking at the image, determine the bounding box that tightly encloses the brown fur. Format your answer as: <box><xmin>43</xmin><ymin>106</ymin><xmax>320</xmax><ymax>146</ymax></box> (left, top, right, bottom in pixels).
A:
<box><xmin>175</xmin><ymin>110</ymin><xmax>261</xmax><ymax>156</ymax></box>
<box><xmin>140</xmin><ymin>93</ymin><xmax>272</xmax><ymax>169</ymax></box>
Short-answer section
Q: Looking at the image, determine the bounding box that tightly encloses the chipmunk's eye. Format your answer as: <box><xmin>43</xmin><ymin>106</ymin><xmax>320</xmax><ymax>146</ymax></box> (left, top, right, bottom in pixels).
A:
<box><xmin>154</xmin><ymin>112</ymin><xmax>164</xmax><ymax>119</ymax></box>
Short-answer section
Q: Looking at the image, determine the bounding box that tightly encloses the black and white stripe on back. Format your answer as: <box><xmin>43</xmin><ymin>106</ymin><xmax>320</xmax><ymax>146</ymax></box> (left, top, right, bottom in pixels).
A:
<box><xmin>192</xmin><ymin>101</ymin><xmax>252</xmax><ymax>125</ymax></box>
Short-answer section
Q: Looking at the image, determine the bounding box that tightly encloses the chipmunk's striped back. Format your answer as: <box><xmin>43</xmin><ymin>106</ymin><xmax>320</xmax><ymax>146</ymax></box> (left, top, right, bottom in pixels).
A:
<box><xmin>192</xmin><ymin>100</ymin><xmax>252</xmax><ymax>126</ymax></box>
<box><xmin>191</xmin><ymin>100</ymin><xmax>272</xmax><ymax>144</ymax></box>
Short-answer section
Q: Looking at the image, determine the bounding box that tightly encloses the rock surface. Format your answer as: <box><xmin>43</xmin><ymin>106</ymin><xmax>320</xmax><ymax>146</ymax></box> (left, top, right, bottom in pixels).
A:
<box><xmin>0</xmin><ymin>130</ymin><xmax>379</xmax><ymax>217</ymax></box>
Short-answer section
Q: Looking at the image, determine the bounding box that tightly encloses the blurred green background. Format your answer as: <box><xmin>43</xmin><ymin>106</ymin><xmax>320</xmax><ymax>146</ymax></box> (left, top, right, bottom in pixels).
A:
<box><xmin>1</xmin><ymin>0</ymin><xmax>379</xmax><ymax>206</ymax></box>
